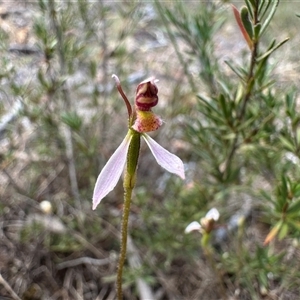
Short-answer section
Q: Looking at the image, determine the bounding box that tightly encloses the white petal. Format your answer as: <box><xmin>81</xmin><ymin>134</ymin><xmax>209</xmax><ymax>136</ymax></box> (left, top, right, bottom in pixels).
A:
<box><xmin>205</xmin><ymin>208</ymin><xmax>220</xmax><ymax>221</ymax></box>
<box><xmin>142</xmin><ymin>134</ymin><xmax>185</xmax><ymax>179</ymax></box>
<box><xmin>92</xmin><ymin>133</ymin><xmax>132</xmax><ymax>210</ymax></box>
<box><xmin>185</xmin><ymin>221</ymin><xmax>202</xmax><ymax>234</ymax></box>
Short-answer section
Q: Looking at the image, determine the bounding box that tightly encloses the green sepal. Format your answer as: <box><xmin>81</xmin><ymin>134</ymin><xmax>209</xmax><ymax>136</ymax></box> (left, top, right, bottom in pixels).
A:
<box><xmin>126</xmin><ymin>130</ymin><xmax>141</xmax><ymax>177</ymax></box>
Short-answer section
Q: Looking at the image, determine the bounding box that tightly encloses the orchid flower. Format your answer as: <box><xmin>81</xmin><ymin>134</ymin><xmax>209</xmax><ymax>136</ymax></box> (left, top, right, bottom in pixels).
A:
<box><xmin>185</xmin><ymin>208</ymin><xmax>220</xmax><ymax>251</ymax></box>
<box><xmin>92</xmin><ymin>74</ymin><xmax>185</xmax><ymax>300</ymax></box>
<box><xmin>92</xmin><ymin>75</ymin><xmax>185</xmax><ymax>210</ymax></box>
<box><xmin>185</xmin><ymin>208</ymin><xmax>220</xmax><ymax>234</ymax></box>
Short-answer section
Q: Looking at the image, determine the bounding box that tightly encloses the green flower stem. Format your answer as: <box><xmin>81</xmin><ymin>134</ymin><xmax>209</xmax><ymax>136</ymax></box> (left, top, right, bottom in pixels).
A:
<box><xmin>117</xmin><ymin>130</ymin><xmax>141</xmax><ymax>300</ymax></box>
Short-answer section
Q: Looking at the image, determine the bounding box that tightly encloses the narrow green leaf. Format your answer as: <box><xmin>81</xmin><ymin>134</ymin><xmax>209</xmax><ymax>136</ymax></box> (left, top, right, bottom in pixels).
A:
<box><xmin>287</xmin><ymin>220</ymin><xmax>300</xmax><ymax>232</ymax></box>
<box><xmin>293</xmin><ymin>184</ymin><xmax>300</xmax><ymax>198</ymax></box>
<box><xmin>235</xmin><ymin>84</ymin><xmax>244</xmax><ymax>104</ymax></box>
<box><xmin>197</xmin><ymin>96</ymin><xmax>225</xmax><ymax>124</ymax></box>
<box><xmin>222</xmin><ymin>133</ymin><xmax>236</xmax><ymax>140</ymax></box>
<box><xmin>297</xmin><ymin>128</ymin><xmax>300</xmax><ymax>146</ymax></box>
<box><xmin>285</xmin><ymin>93</ymin><xmax>295</xmax><ymax>112</ymax></box>
<box><xmin>236</xmin><ymin>116</ymin><xmax>256</xmax><ymax>131</ymax></box>
<box><xmin>256</xmin><ymin>38</ymin><xmax>289</xmax><ymax>62</ymax></box>
<box><xmin>248</xmin><ymin>0</ymin><xmax>256</xmax><ymax>6</ymax></box>
<box><xmin>291</xmin><ymin>116</ymin><xmax>300</xmax><ymax>129</ymax></box>
<box><xmin>244</xmin><ymin>0</ymin><xmax>254</xmax><ymax>19</ymax></box>
<box><xmin>219</xmin><ymin>94</ymin><xmax>229</xmax><ymax>119</ymax></box>
<box><xmin>288</xmin><ymin>221</ymin><xmax>300</xmax><ymax>231</ymax></box>
<box><xmin>217</xmin><ymin>80</ymin><xmax>231</xmax><ymax>98</ymax></box>
<box><xmin>259</xmin><ymin>1</ymin><xmax>271</xmax><ymax>19</ymax></box>
<box><xmin>253</xmin><ymin>23</ymin><xmax>261</xmax><ymax>41</ymax></box>
<box><xmin>61</xmin><ymin>112</ymin><xmax>82</xmax><ymax>131</ymax></box>
<box><xmin>241</xmin><ymin>6</ymin><xmax>253</xmax><ymax>39</ymax></box>
<box><xmin>231</xmin><ymin>4</ymin><xmax>253</xmax><ymax>50</ymax></box>
<box><xmin>224</xmin><ymin>60</ymin><xmax>246</xmax><ymax>80</ymax></box>
<box><xmin>278</xmin><ymin>136</ymin><xmax>295</xmax><ymax>152</ymax></box>
<box><xmin>281</xmin><ymin>174</ymin><xmax>288</xmax><ymax>200</ymax></box>
<box><xmin>278</xmin><ymin>223</ymin><xmax>289</xmax><ymax>240</ymax></box>
<box><xmin>287</xmin><ymin>199</ymin><xmax>300</xmax><ymax>215</ymax></box>
<box><xmin>37</xmin><ymin>69</ymin><xmax>50</xmax><ymax>89</ymax></box>
<box><xmin>260</xmin><ymin>190</ymin><xmax>277</xmax><ymax>205</ymax></box>
<box><xmin>260</xmin><ymin>0</ymin><xmax>279</xmax><ymax>37</ymax></box>
<box><xmin>258</xmin><ymin>271</ymin><xmax>268</xmax><ymax>288</ymax></box>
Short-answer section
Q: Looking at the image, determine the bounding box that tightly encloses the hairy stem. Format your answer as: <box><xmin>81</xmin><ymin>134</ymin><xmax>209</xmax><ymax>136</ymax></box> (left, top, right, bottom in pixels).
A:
<box><xmin>117</xmin><ymin>187</ymin><xmax>133</xmax><ymax>300</ymax></box>
<box><xmin>117</xmin><ymin>131</ymin><xmax>140</xmax><ymax>299</ymax></box>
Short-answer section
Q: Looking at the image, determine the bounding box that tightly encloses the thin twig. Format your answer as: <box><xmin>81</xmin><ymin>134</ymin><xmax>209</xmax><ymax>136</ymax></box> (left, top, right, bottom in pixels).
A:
<box><xmin>2</xmin><ymin>168</ymin><xmax>28</xmax><ymax>196</ymax></box>
<box><xmin>62</xmin><ymin>126</ymin><xmax>81</xmax><ymax>209</ymax></box>
<box><xmin>36</xmin><ymin>163</ymin><xmax>65</xmax><ymax>198</ymax></box>
<box><xmin>223</xmin><ymin>4</ymin><xmax>260</xmax><ymax>180</ymax></box>
<box><xmin>0</xmin><ymin>273</ymin><xmax>22</xmax><ymax>300</ymax></box>
<box><xmin>57</xmin><ymin>256</ymin><xmax>113</xmax><ymax>270</ymax></box>
<box><xmin>70</xmin><ymin>230</ymin><xmax>106</xmax><ymax>258</ymax></box>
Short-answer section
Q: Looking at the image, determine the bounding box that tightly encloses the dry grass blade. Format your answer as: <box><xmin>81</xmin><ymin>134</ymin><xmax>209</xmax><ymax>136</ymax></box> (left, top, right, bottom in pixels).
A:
<box><xmin>0</xmin><ymin>273</ymin><xmax>22</xmax><ymax>300</ymax></box>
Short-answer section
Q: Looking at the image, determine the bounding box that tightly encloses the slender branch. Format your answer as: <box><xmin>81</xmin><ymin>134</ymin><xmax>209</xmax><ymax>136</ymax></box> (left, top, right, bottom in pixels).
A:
<box><xmin>223</xmin><ymin>4</ymin><xmax>260</xmax><ymax>180</ymax></box>
<box><xmin>62</xmin><ymin>126</ymin><xmax>81</xmax><ymax>208</ymax></box>
<box><xmin>57</xmin><ymin>256</ymin><xmax>113</xmax><ymax>270</ymax></box>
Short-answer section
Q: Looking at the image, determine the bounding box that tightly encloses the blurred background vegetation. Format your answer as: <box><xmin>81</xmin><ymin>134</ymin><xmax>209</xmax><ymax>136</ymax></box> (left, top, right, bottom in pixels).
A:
<box><xmin>0</xmin><ymin>0</ymin><xmax>300</xmax><ymax>299</ymax></box>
